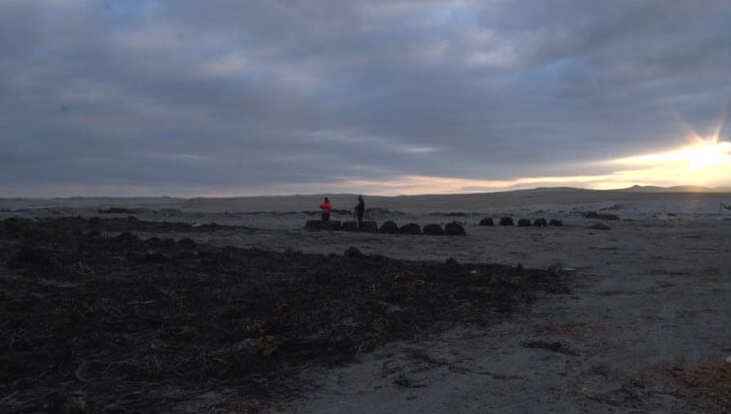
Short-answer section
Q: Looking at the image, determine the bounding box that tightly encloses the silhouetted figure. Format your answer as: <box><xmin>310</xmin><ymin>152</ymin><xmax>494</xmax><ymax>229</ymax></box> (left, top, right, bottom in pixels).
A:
<box><xmin>354</xmin><ymin>195</ymin><xmax>365</xmax><ymax>229</ymax></box>
<box><xmin>320</xmin><ymin>197</ymin><xmax>333</xmax><ymax>223</ymax></box>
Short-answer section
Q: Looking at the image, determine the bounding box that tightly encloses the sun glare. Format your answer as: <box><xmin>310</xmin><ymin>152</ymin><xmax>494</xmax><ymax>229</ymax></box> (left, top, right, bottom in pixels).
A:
<box><xmin>393</xmin><ymin>136</ymin><xmax>731</xmax><ymax>195</ymax></box>
<box><xmin>249</xmin><ymin>128</ymin><xmax>731</xmax><ymax>196</ymax></box>
<box><xmin>682</xmin><ymin>140</ymin><xmax>731</xmax><ymax>170</ymax></box>
<box><xmin>616</xmin><ymin>139</ymin><xmax>731</xmax><ymax>170</ymax></box>
<box><xmin>605</xmin><ymin>133</ymin><xmax>731</xmax><ymax>188</ymax></box>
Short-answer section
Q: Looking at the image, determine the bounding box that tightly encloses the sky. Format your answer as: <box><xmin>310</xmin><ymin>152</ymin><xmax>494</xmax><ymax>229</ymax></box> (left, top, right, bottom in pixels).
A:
<box><xmin>1</xmin><ymin>0</ymin><xmax>730</xmax><ymax>197</ymax></box>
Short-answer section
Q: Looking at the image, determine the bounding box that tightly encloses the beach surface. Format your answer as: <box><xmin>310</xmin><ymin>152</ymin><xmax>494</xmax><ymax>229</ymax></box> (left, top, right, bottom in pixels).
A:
<box><xmin>1</xmin><ymin>188</ymin><xmax>730</xmax><ymax>413</ymax></box>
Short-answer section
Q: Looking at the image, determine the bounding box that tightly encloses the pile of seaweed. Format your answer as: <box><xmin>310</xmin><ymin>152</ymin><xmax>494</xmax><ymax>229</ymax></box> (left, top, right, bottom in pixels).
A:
<box><xmin>0</xmin><ymin>217</ymin><xmax>567</xmax><ymax>413</ymax></box>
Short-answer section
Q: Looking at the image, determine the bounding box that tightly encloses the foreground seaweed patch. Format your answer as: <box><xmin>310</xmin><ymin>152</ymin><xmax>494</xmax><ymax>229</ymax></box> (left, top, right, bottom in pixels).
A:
<box><xmin>660</xmin><ymin>358</ymin><xmax>731</xmax><ymax>410</ymax></box>
<box><xmin>0</xmin><ymin>217</ymin><xmax>567</xmax><ymax>412</ymax></box>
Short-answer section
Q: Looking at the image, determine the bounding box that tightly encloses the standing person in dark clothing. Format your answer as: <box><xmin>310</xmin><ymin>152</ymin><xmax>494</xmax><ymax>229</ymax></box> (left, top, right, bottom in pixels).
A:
<box><xmin>354</xmin><ymin>195</ymin><xmax>365</xmax><ymax>229</ymax></box>
<box><xmin>320</xmin><ymin>197</ymin><xmax>333</xmax><ymax>223</ymax></box>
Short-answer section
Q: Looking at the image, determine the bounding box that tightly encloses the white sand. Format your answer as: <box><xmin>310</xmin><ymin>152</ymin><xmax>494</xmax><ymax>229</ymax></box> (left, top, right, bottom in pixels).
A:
<box><xmin>2</xmin><ymin>188</ymin><xmax>730</xmax><ymax>412</ymax></box>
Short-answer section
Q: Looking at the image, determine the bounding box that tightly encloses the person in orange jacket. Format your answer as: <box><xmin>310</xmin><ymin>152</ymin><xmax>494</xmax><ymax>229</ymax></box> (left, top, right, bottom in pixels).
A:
<box><xmin>320</xmin><ymin>197</ymin><xmax>333</xmax><ymax>222</ymax></box>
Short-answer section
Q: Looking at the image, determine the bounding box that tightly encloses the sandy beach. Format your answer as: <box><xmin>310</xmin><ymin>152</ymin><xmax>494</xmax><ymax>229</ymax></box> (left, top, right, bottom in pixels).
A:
<box><xmin>1</xmin><ymin>188</ymin><xmax>729</xmax><ymax>413</ymax></box>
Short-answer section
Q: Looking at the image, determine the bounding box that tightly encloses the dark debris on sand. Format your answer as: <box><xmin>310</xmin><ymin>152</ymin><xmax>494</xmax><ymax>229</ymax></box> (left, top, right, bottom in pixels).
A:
<box><xmin>0</xmin><ymin>217</ymin><xmax>568</xmax><ymax>413</ymax></box>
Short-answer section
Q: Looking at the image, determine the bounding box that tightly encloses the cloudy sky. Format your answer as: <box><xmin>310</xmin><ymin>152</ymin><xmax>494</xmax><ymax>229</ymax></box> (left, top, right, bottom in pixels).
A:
<box><xmin>1</xmin><ymin>0</ymin><xmax>730</xmax><ymax>197</ymax></box>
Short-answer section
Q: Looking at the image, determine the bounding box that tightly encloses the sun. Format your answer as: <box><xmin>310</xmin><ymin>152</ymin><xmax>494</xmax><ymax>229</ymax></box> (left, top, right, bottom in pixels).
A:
<box><xmin>602</xmin><ymin>132</ymin><xmax>731</xmax><ymax>188</ymax></box>
<box><xmin>680</xmin><ymin>139</ymin><xmax>731</xmax><ymax>170</ymax></box>
<box><xmin>675</xmin><ymin>118</ymin><xmax>731</xmax><ymax>171</ymax></box>
<box><xmin>610</xmin><ymin>137</ymin><xmax>731</xmax><ymax>171</ymax></box>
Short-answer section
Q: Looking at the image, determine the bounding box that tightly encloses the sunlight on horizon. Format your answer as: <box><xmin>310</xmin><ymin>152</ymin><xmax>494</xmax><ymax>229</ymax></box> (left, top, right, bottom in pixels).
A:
<box><xmin>605</xmin><ymin>132</ymin><xmax>730</xmax><ymax>186</ymax></box>
<box><xmin>332</xmin><ymin>134</ymin><xmax>731</xmax><ymax>196</ymax></box>
<box><xmin>612</xmin><ymin>134</ymin><xmax>730</xmax><ymax>167</ymax></box>
<box><xmin>2</xmin><ymin>131</ymin><xmax>728</xmax><ymax>198</ymax></box>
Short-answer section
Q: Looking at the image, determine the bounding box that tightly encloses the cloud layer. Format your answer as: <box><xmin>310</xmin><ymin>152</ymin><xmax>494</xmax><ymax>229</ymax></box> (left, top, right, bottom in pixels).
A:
<box><xmin>1</xmin><ymin>0</ymin><xmax>729</xmax><ymax>196</ymax></box>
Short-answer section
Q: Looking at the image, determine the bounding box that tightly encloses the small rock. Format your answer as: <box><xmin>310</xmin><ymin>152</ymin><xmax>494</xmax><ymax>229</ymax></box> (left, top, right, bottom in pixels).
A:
<box><xmin>422</xmin><ymin>223</ymin><xmax>444</xmax><ymax>235</ymax></box>
<box><xmin>304</xmin><ymin>220</ymin><xmax>322</xmax><ymax>230</ymax></box>
<box><xmin>499</xmin><ymin>217</ymin><xmax>514</xmax><ymax>226</ymax></box>
<box><xmin>321</xmin><ymin>221</ymin><xmax>342</xmax><ymax>231</ymax></box>
<box><xmin>588</xmin><ymin>223</ymin><xmax>611</xmax><ymax>230</ymax></box>
<box><xmin>533</xmin><ymin>218</ymin><xmax>548</xmax><ymax>227</ymax></box>
<box><xmin>444</xmin><ymin>221</ymin><xmax>466</xmax><ymax>236</ymax></box>
<box><xmin>379</xmin><ymin>221</ymin><xmax>399</xmax><ymax>234</ymax></box>
<box><xmin>344</xmin><ymin>247</ymin><xmax>364</xmax><ymax>257</ymax></box>
<box><xmin>399</xmin><ymin>223</ymin><xmax>422</xmax><ymax>235</ymax></box>
<box><xmin>361</xmin><ymin>221</ymin><xmax>379</xmax><ymax>232</ymax></box>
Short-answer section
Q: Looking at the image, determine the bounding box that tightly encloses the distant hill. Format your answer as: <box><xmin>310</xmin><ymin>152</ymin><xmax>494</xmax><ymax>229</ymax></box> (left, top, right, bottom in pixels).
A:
<box><xmin>2</xmin><ymin>185</ymin><xmax>729</xmax><ymax>214</ymax></box>
<box><xmin>620</xmin><ymin>185</ymin><xmax>730</xmax><ymax>193</ymax></box>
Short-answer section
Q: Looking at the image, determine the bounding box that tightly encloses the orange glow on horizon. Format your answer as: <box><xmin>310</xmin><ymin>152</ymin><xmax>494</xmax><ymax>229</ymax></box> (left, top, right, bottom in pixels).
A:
<box><xmin>334</xmin><ymin>134</ymin><xmax>731</xmax><ymax>196</ymax></box>
<box><xmin>605</xmin><ymin>130</ymin><xmax>730</xmax><ymax>188</ymax></box>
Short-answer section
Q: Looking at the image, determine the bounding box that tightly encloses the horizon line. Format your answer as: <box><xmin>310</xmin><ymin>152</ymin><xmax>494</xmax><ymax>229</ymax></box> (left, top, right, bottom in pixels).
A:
<box><xmin>2</xmin><ymin>184</ymin><xmax>730</xmax><ymax>201</ymax></box>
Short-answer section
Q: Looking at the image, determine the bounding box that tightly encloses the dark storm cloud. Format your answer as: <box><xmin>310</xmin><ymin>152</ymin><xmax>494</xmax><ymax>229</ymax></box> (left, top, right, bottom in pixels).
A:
<box><xmin>1</xmin><ymin>0</ymin><xmax>728</xmax><ymax>196</ymax></box>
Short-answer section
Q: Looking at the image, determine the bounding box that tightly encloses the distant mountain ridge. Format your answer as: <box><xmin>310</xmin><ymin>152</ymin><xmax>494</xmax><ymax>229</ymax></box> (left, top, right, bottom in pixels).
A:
<box><xmin>619</xmin><ymin>185</ymin><xmax>730</xmax><ymax>193</ymax></box>
<box><xmin>1</xmin><ymin>185</ymin><xmax>729</xmax><ymax>214</ymax></box>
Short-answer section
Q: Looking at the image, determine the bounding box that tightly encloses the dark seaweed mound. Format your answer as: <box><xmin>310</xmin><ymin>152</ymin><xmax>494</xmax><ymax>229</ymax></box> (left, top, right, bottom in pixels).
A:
<box><xmin>0</xmin><ymin>217</ymin><xmax>567</xmax><ymax>413</ymax></box>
